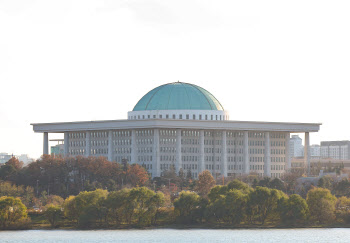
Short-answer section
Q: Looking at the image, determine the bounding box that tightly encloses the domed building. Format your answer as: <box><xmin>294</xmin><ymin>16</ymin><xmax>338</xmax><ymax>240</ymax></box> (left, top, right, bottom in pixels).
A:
<box><xmin>32</xmin><ymin>82</ymin><xmax>320</xmax><ymax>178</ymax></box>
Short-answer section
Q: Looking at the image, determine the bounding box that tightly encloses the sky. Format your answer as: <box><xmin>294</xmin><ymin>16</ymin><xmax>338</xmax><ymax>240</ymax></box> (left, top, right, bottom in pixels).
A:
<box><xmin>0</xmin><ymin>0</ymin><xmax>349</xmax><ymax>159</ymax></box>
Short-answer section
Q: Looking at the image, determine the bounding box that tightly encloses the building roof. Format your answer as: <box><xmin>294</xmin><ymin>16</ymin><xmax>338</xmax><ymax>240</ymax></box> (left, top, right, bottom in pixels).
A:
<box><xmin>133</xmin><ymin>82</ymin><xmax>224</xmax><ymax>111</ymax></box>
<box><xmin>31</xmin><ymin>119</ymin><xmax>321</xmax><ymax>133</ymax></box>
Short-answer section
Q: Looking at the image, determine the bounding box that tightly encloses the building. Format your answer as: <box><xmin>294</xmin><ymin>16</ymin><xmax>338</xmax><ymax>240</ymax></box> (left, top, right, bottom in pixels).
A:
<box><xmin>289</xmin><ymin>135</ymin><xmax>304</xmax><ymax>158</ymax></box>
<box><xmin>31</xmin><ymin>82</ymin><xmax>321</xmax><ymax>178</ymax></box>
<box><xmin>50</xmin><ymin>139</ymin><xmax>65</xmax><ymax>156</ymax></box>
<box><xmin>0</xmin><ymin>153</ymin><xmax>33</xmax><ymax>165</ymax></box>
<box><xmin>310</xmin><ymin>144</ymin><xmax>321</xmax><ymax>158</ymax></box>
<box><xmin>320</xmin><ymin>141</ymin><xmax>350</xmax><ymax>160</ymax></box>
<box><xmin>0</xmin><ymin>153</ymin><xmax>13</xmax><ymax>165</ymax></box>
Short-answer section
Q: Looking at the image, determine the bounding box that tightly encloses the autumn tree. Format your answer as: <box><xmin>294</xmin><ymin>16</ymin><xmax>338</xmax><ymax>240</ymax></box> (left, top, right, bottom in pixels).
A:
<box><xmin>174</xmin><ymin>191</ymin><xmax>201</xmax><ymax>224</ymax></box>
<box><xmin>0</xmin><ymin>196</ymin><xmax>29</xmax><ymax>229</ymax></box>
<box><xmin>335</xmin><ymin>196</ymin><xmax>350</xmax><ymax>224</ymax></box>
<box><xmin>248</xmin><ymin>187</ymin><xmax>287</xmax><ymax>225</ymax></box>
<box><xmin>195</xmin><ymin>170</ymin><xmax>216</xmax><ymax>197</ymax></box>
<box><xmin>306</xmin><ymin>187</ymin><xmax>337</xmax><ymax>224</ymax></box>
<box><xmin>279</xmin><ymin>194</ymin><xmax>309</xmax><ymax>225</ymax></box>
<box><xmin>44</xmin><ymin>205</ymin><xmax>63</xmax><ymax>227</ymax></box>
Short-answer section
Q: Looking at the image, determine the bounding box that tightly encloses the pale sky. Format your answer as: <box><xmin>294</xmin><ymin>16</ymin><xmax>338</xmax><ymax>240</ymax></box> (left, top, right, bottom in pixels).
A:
<box><xmin>1</xmin><ymin>0</ymin><xmax>349</xmax><ymax>159</ymax></box>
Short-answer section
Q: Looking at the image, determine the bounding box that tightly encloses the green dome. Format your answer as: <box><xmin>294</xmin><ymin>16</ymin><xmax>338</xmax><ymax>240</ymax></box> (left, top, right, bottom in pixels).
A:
<box><xmin>133</xmin><ymin>82</ymin><xmax>224</xmax><ymax>111</ymax></box>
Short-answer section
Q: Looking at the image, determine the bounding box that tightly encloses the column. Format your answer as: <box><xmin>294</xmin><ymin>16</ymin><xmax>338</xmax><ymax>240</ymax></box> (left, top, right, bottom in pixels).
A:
<box><xmin>243</xmin><ymin>131</ymin><xmax>250</xmax><ymax>174</ymax></box>
<box><xmin>305</xmin><ymin>132</ymin><xmax>310</xmax><ymax>175</ymax></box>
<box><xmin>131</xmin><ymin>130</ymin><xmax>136</xmax><ymax>163</ymax></box>
<box><xmin>43</xmin><ymin>132</ymin><xmax>49</xmax><ymax>155</ymax></box>
<box><xmin>176</xmin><ymin>129</ymin><xmax>182</xmax><ymax>173</ymax></box>
<box><xmin>108</xmin><ymin>131</ymin><xmax>113</xmax><ymax>162</ymax></box>
<box><xmin>264</xmin><ymin>132</ymin><xmax>271</xmax><ymax>177</ymax></box>
<box><xmin>199</xmin><ymin>130</ymin><xmax>205</xmax><ymax>173</ymax></box>
<box><xmin>64</xmin><ymin>132</ymin><xmax>69</xmax><ymax>156</ymax></box>
<box><xmin>85</xmin><ymin>131</ymin><xmax>91</xmax><ymax>157</ymax></box>
<box><xmin>285</xmin><ymin>132</ymin><xmax>291</xmax><ymax>170</ymax></box>
<box><xmin>221</xmin><ymin>131</ymin><xmax>227</xmax><ymax>177</ymax></box>
<box><xmin>153</xmin><ymin>129</ymin><xmax>160</xmax><ymax>177</ymax></box>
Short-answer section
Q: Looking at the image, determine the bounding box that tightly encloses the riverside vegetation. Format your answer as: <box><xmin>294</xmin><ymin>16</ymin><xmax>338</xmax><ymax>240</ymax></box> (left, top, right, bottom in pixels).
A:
<box><xmin>0</xmin><ymin>156</ymin><xmax>350</xmax><ymax>229</ymax></box>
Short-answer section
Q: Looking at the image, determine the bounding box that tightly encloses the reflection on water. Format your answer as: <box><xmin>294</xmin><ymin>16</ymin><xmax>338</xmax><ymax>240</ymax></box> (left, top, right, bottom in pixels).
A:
<box><xmin>1</xmin><ymin>228</ymin><xmax>350</xmax><ymax>243</ymax></box>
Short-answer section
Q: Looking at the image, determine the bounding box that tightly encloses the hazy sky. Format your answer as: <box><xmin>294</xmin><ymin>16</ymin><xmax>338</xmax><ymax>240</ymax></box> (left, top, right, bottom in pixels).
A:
<box><xmin>1</xmin><ymin>0</ymin><xmax>349</xmax><ymax>159</ymax></box>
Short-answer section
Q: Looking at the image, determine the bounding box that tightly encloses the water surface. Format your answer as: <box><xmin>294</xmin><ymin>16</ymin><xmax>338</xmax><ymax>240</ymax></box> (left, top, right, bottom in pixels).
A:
<box><xmin>1</xmin><ymin>228</ymin><xmax>350</xmax><ymax>242</ymax></box>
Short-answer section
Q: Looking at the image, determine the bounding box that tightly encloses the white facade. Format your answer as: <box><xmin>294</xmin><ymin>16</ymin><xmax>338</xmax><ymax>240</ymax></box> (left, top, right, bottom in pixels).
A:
<box><xmin>32</xmin><ymin>119</ymin><xmax>320</xmax><ymax>179</ymax></box>
<box><xmin>289</xmin><ymin>135</ymin><xmax>304</xmax><ymax>158</ymax></box>
<box><xmin>320</xmin><ymin>141</ymin><xmax>350</xmax><ymax>160</ymax></box>
<box><xmin>31</xmin><ymin>82</ymin><xmax>321</xmax><ymax>178</ymax></box>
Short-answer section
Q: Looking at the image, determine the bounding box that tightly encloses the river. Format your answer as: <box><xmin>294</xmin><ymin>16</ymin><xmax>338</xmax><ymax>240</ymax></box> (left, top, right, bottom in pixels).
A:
<box><xmin>1</xmin><ymin>228</ymin><xmax>350</xmax><ymax>242</ymax></box>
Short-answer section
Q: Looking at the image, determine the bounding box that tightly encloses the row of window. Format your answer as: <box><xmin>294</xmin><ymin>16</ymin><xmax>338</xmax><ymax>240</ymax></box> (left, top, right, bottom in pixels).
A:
<box><xmin>182</xmin><ymin>156</ymin><xmax>198</xmax><ymax>162</ymax></box>
<box><xmin>160</xmin><ymin>155</ymin><xmax>175</xmax><ymax>162</ymax></box>
<box><xmin>138</xmin><ymin>155</ymin><xmax>152</xmax><ymax>162</ymax></box>
<box><xmin>115</xmin><ymin>156</ymin><xmax>131</xmax><ymax>163</ymax></box>
<box><xmin>160</xmin><ymin>138</ymin><xmax>176</xmax><ymax>145</ymax></box>
<box><xmin>130</xmin><ymin>114</ymin><xmax>227</xmax><ymax>121</ymax></box>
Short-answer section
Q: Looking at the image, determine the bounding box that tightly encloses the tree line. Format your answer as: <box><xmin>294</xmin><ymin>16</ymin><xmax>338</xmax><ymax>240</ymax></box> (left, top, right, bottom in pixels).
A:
<box><xmin>1</xmin><ymin>170</ymin><xmax>350</xmax><ymax>229</ymax></box>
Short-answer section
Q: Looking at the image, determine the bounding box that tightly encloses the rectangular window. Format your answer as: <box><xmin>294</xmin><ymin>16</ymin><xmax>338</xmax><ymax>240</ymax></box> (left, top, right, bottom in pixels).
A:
<box><xmin>179</xmin><ymin>114</ymin><xmax>182</xmax><ymax>119</ymax></box>
<box><xmin>186</xmin><ymin>114</ymin><xmax>189</xmax><ymax>119</ymax></box>
<box><xmin>173</xmin><ymin>114</ymin><xmax>176</xmax><ymax>119</ymax></box>
<box><xmin>199</xmin><ymin>115</ymin><xmax>202</xmax><ymax>120</ymax></box>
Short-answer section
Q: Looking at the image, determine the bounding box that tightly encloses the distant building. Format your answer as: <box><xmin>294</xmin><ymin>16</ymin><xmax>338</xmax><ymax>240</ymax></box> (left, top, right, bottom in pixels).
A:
<box><xmin>320</xmin><ymin>141</ymin><xmax>350</xmax><ymax>160</ymax></box>
<box><xmin>17</xmin><ymin>154</ymin><xmax>34</xmax><ymax>164</ymax></box>
<box><xmin>0</xmin><ymin>153</ymin><xmax>13</xmax><ymax>164</ymax></box>
<box><xmin>51</xmin><ymin>144</ymin><xmax>64</xmax><ymax>156</ymax></box>
<box><xmin>0</xmin><ymin>153</ymin><xmax>33</xmax><ymax>165</ymax></box>
<box><xmin>289</xmin><ymin>135</ymin><xmax>304</xmax><ymax>158</ymax></box>
<box><xmin>310</xmin><ymin>144</ymin><xmax>321</xmax><ymax>158</ymax></box>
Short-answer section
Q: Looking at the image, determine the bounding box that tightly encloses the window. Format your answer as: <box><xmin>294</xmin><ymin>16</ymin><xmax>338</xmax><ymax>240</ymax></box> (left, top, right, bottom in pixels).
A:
<box><xmin>205</xmin><ymin>115</ymin><xmax>208</xmax><ymax>120</ymax></box>
<box><xmin>153</xmin><ymin>115</ymin><xmax>156</xmax><ymax>118</ymax></box>
<box><xmin>173</xmin><ymin>114</ymin><xmax>176</xmax><ymax>119</ymax></box>
<box><xmin>166</xmin><ymin>114</ymin><xmax>169</xmax><ymax>119</ymax></box>
<box><xmin>199</xmin><ymin>115</ymin><xmax>202</xmax><ymax>120</ymax></box>
<box><xmin>193</xmin><ymin>115</ymin><xmax>196</xmax><ymax>120</ymax></box>
<box><xmin>179</xmin><ymin>114</ymin><xmax>182</xmax><ymax>119</ymax></box>
<box><xmin>159</xmin><ymin>115</ymin><xmax>162</xmax><ymax>119</ymax></box>
<box><xmin>186</xmin><ymin>114</ymin><xmax>189</xmax><ymax>119</ymax></box>
<box><xmin>148</xmin><ymin>115</ymin><xmax>150</xmax><ymax>119</ymax></box>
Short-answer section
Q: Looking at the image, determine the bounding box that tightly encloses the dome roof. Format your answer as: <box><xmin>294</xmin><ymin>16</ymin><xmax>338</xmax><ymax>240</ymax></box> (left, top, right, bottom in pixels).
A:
<box><xmin>133</xmin><ymin>82</ymin><xmax>224</xmax><ymax>111</ymax></box>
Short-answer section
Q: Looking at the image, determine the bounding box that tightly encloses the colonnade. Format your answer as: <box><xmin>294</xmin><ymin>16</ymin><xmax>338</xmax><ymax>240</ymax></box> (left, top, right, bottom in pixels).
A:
<box><xmin>42</xmin><ymin>130</ymin><xmax>311</xmax><ymax>177</ymax></box>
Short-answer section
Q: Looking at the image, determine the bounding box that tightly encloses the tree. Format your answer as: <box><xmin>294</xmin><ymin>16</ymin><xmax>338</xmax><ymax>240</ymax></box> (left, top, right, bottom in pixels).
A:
<box><xmin>269</xmin><ymin>178</ymin><xmax>286</xmax><ymax>192</ymax></box>
<box><xmin>208</xmin><ymin>185</ymin><xmax>229</xmax><ymax>202</ymax></box>
<box><xmin>318</xmin><ymin>176</ymin><xmax>333</xmax><ymax>190</ymax></box>
<box><xmin>227</xmin><ymin>179</ymin><xmax>250</xmax><ymax>193</ymax></box>
<box><xmin>225</xmin><ymin>189</ymin><xmax>248</xmax><ymax>225</ymax></box>
<box><xmin>63</xmin><ymin>189</ymin><xmax>108</xmax><ymax>227</ymax></box>
<box><xmin>6</xmin><ymin>157</ymin><xmax>24</xmax><ymax>170</ymax></box>
<box><xmin>333</xmin><ymin>179</ymin><xmax>350</xmax><ymax>197</ymax></box>
<box><xmin>195</xmin><ymin>170</ymin><xmax>216</xmax><ymax>197</ymax></box>
<box><xmin>149</xmin><ymin>192</ymin><xmax>165</xmax><ymax>225</ymax></box>
<box><xmin>63</xmin><ymin>196</ymin><xmax>78</xmax><ymax>221</ymax></box>
<box><xmin>129</xmin><ymin>187</ymin><xmax>156</xmax><ymax>225</ymax></box>
<box><xmin>126</xmin><ymin>164</ymin><xmax>149</xmax><ymax>187</ymax></box>
<box><xmin>279</xmin><ymin>194</ymin><xmax>309</xmax><ymax>225</ymax></box>
<box><xmin>306</xmin><ymin>187</ymin><xmax>337</xmax><ymax>224</ymax></box>
<box><xmin>0</xmin><ymin>196</ymin><xmax>29</xmax><ymax>229</ymax></box>
<box><xmin>44</xmin><ymin>205</ymin><xmax>63</xmax><ymax>227</ymax></box>
<box><xmin>335</xmin><ymin>196</ymin><xmax>350</xmax><ymax>224</ymax></box>
<box><xmin>105</xmin><ymin>188</ymin><xmax>133</xmax><ymax>225</ymax></box>
<box><xmin>174</xmin><ymin>191</ymin><xmax>201</xmax><ymax>224</ymax></box>
<box><xmin>248</xmin><ymin>187</ymin><xmax>287</xmax><ymax>225</ymax></box>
